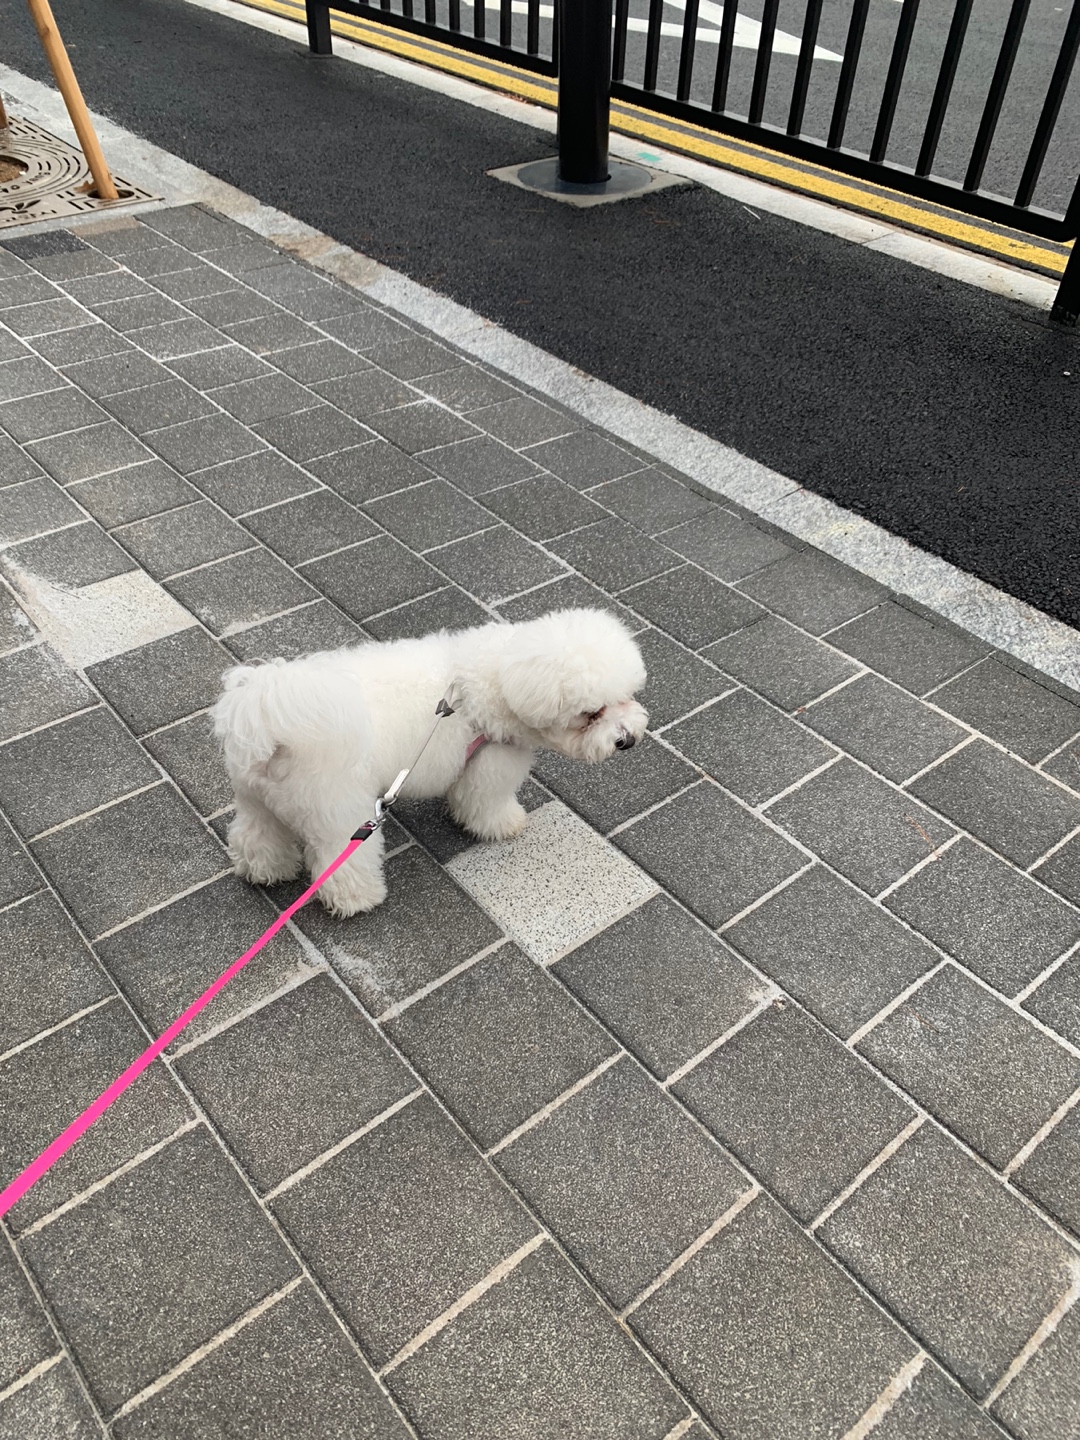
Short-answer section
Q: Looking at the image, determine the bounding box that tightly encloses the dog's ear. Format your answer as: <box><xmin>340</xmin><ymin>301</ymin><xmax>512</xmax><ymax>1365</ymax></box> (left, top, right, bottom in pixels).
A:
<box><xmin>497</xmin><ymin>649</ymin><xmax>573</xmax><ymax>731</ymax></box>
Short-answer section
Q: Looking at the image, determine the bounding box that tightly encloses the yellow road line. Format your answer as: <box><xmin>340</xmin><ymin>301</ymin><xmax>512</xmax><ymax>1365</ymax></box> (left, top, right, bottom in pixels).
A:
<box><xmin>237</xmin><ymin>0</ymin><xmax>1070</xmax><ymax>275</ymax></box>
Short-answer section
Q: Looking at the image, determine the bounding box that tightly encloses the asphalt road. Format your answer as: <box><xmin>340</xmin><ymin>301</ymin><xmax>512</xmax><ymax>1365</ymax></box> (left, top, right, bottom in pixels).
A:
<box><xmin>4</xmin><ymin>0</ymin><xmax>1080</xmax><ymax>627</ymax></box>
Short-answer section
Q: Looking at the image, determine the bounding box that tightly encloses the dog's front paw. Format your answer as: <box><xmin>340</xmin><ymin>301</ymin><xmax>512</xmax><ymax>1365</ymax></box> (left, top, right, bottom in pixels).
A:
<box><xmin>318</xmin><ymin>866</ymin><xmax>388</xmax><ymax>917</ymax></box>
<box><xmin>468</xmin><ymin>801</ymin><xmax>528</xmax><ymax>843</ymax></box>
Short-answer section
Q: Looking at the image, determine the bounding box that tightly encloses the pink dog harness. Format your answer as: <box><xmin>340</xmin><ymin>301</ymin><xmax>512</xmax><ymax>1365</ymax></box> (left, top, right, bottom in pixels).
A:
<box><xmin>465</xmin><ymin>733</ymin><xmax>490</xmax><ymax>763</ymax></box>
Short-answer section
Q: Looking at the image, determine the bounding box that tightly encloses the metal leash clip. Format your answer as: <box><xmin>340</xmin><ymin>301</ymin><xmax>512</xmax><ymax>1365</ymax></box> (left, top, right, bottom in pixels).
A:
<box><xmin>351</xmin><ymin>688</ymin><xmax>459</xmax><ymax>841</ymax></box>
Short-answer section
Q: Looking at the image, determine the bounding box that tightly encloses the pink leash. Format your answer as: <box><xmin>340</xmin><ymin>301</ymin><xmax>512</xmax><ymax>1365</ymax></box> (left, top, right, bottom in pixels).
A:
<box><xmin>0</xmin><ymin>693</ymin><xmax>474</xmax><ymax>1221</ymax></box>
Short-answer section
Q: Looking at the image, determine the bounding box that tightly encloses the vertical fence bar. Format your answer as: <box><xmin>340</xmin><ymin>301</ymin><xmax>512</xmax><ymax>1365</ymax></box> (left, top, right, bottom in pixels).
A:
<box><xmin>449</xmin><ymin>0</ymin><xmax>461</xmax><ymax>31</ymax></box>
<box><xmin>425</xmin><ymin>0</ymin><xmax>436</xmax><ymax>22</ymax></box>
<box><xmin>711</xmin><ymin>0</ymin><xmax>740</xmax><ymax>110</ymax></box>
<box><xmin>828</xmin><ymin>0</ymin><xmax>871</xmax><ymax>147</ymax></box>
<box><xmin>1051</xmin><ymin>244</ymin><xmax>1080</xmax><ymax>324</ymax></box>
<box><xmin>527</xmin><ymin>0</ymin><xmax>540</xmax><ymax>54</ymax></box>
<box><xmin>870</xmin><ymin>0</ymin><xmax>920</xmax><ymax>163</ymax></box>
<box><xmin>557</xmin><ymin>0</ymin><xmax>612</xmax><ymax>182</ymax></box>
<box><xmin>613</xmin><ymin>0</ymin><xmax>630</xmax><ymax>79</ymax></box>
<box><xmin>964</xmin><ymin>0</ymin><xmax>1031</xmax><ymax>190</ymax></box>
<box><xmin>788</xmin><ymin>0</ymin><xmax>825</xmax><ymax>136</ymax></box>
<box><xmin>474</xmin><ymin>0</ymin><xmax>486</xmax><ymax>42</ymax></box>
<box><xmin>749</xmin><ymin>0</ymin><xmax>781</xmax><ymax>124</ymax></box>
<box><xmin>500</xmin><ymin>0</ymin><xmax>512</xmax><ymax>47</ymax></box>
<box><xmin>401</xmin><ymin>0</ymin><xmax>414</xmax><ymax>19</ymax></box>
<box><xmin>643</xmin><ymin>0</ymin><xmax>665</xmax><ymax>91</ymax></box>
<box><xmin>676</xmin><ymin>0</ymin><xmax>701</xmax><ymax>102</ymax></box>
<box><xmin>306</xmin><ymin>0</ymin><xmax>333</xmax><ymax>51</ymax></box>
<box><xmin>1014</xmin><ymin>0</ymin><xmax>1080</xmax><ymax>207</ymax></box>
<box><xmin>916</xmin><ymin>0</ymin><xmax>974</xmax><ymax>176</ymax></box>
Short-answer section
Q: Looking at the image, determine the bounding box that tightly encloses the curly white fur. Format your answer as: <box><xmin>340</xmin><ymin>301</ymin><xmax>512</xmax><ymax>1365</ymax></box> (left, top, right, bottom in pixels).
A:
<box><xmin>211</xmin><ymin>608</ymin><xmax>648</xmax><ymax>917</ymax></box>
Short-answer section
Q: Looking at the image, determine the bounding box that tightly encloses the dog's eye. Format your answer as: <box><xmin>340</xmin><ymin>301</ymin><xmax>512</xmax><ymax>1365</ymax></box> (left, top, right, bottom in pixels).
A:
<box><xmin>583</xmin><ymin>707</ymin><xmax>605</xmax><ymax>724</ymax></box>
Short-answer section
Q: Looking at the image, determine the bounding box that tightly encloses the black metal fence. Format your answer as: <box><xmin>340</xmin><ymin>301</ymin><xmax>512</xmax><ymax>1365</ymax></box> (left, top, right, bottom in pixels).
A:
<box><xmin>306</xmin><ymin>0</ymin><xmax>1080</xmax><ymax>316</ymax></box>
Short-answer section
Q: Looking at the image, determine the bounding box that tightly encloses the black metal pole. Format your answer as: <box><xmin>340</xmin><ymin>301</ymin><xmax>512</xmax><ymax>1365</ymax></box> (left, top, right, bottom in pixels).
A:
<box><xmin>557</xmin><ymin>0</ymin><xmax>612</xmax><ymax>184</ymax></box>
<box><xmin>306</xmin><ymin>0</ymin><xmax>333</xmax><ymax>54</ymax></box>
<box><xmin>1051</xmin><ymin>246</ymin><xmax>1080</xmax><ymax>326</ymax></box>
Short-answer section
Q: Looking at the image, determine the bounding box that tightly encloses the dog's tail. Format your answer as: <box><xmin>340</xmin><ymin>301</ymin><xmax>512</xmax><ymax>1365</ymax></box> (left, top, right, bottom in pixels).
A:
<box><xmin>211</xmin><ymin>660</ymin><xmax>296</xmax><ymax>776</ymax></box>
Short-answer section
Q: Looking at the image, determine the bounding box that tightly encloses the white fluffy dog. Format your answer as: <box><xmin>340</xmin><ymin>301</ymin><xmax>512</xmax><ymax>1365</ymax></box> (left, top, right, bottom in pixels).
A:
<box><xmin>212</xmin><ymin>608</ymin><xmax>648</xmax><ymax>917</ymax></box>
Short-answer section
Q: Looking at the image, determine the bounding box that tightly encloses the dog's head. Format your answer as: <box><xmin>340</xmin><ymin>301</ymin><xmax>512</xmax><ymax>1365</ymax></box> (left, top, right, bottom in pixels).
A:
<box><xmin>495</xmin><ymin>608</ymin><xmax>648</xmax><ymax>762</ymax></box>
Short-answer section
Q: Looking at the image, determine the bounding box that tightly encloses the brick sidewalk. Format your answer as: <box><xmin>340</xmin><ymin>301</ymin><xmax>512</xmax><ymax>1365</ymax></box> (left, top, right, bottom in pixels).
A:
<box><xmin>0</xmin><ymin>203</ymin><xmax>1078</xmax><ymax>1440</ymax></box>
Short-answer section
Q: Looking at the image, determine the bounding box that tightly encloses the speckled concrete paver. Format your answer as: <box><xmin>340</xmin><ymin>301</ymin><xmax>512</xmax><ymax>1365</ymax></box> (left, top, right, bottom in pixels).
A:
<box><xmin>0</xmin><ymin>207</ymin><xmax>1078</xmax><ymax>1440</ymax></box>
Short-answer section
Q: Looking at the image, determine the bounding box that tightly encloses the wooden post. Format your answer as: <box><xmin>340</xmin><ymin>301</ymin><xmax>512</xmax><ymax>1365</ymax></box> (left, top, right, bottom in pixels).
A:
<box><xmin>0</xmin><ymin>93</ymin><xmax>9</xmax><ymax>129</ymax></box>
<box><xmin>25</xmin><ymin>0</ymin><xmax>118</xmax><ymax>200</ymax></box>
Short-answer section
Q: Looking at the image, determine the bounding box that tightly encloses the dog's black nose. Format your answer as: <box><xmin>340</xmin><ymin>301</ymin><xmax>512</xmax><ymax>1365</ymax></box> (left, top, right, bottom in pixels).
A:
<box><xmin>615</xmin><ymin>733</ymin><xmax>636</xmax><ymax>750</ymax></box>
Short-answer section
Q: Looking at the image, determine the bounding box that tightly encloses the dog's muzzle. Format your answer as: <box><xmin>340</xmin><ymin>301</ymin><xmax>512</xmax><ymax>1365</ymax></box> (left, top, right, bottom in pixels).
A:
<box><xmin>614</xmin><ymin>729</ymin><xmax>637</xmax><ymax>751</ymax></box>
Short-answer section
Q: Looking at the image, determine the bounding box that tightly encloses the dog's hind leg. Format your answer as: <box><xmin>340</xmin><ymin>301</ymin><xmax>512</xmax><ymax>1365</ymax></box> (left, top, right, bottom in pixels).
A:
<box><xmin>448</xmin><ymin>744</ymin><xmax>533</xmax><ymax>841</ymax></box>
<box><xmin>299</xmin><ymin>792</ymin><xmax>389</xmax><ymax>917</ymax></box>
<box><xmin>227</xmin><ymin>784</ymin><xmax>303</xmax><ymax>886</ymax></box>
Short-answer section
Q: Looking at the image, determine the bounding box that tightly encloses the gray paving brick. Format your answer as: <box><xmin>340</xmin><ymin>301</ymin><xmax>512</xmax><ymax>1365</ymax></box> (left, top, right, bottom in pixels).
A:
<box><xmin>311</xmin><ymin>366</ymin><xmax>414</xmax><ymax>420</ymax></box>
<box><xmin>886</xmin><ymin>839</ymin><xmax>1080</xmax><ymax>994</ymax></box>
<box><xmin>0</xmin><ymin>357</ymin><xmax>59</xmax><ymax>404</ymax></box>
<box><xmin>932</xmin><ymin>658</ymin><xmax>1080</xmax><ymax>763</ymax></box>
<box><xmin>553</xmin><ymin>895</ymin><xmax>763</xmax><ymax>1078</ymax></box>
<box><xmin>1042</xmin><ymin>737</ymin><xmax>1080</xmax><ymax>794</ymax></box>
<box><xmin>388</xmin><ymin>1240</ymin><xmax>687</xmax><ymax>1440</ymax></box>
<box><xmin>419</xmin><ymin>434</ymin><xmax>540</xmax><ymax>494</ymax></box>
<box><xmin>0</xmin><ymin>645</ymin><xmax>95</xmax><ymax>742</ymax></box>
<box><xmin>151</xmin><ymin>262</ymin><xmax>239</xmax><ymax>299</ymax></box>
<box><xmin>864</xmin><ymin>1362</ymin><xmax>1003</xmax><ymax>1440</ymax></box>
<box><xmin>481</xmin><ymin>473</ymin><xmax>608</xmax><ymax>541</ymax></box>
<box><xmin>635</xmin><ymin>627</ymin><xmax>732</xmax><ymax>727</ymax></box>
<box><xmin>858</xmin><ymin>964</ymin><xmax>1080</xmax><ymax>1168</ymax></box>
<box><xmin>301</xmin><ymin>534</ymin><xmax>442</xmax><ymax>623</ymax></box>
<box><xmin>463</xmin><ymin>396</ymin><xmax>574</xmax><ymax>447</ymax></box>
<box><xmin>98</xmin><ymin>377</ymin><xmax>216</xmax><ymax>434</ymax></box>
<box><xmin>428</xmin><ymin>524</ymin><xmax>564</xmax><ymax>601</ymax></box>
<box><xmin>0</xmin><ymin>433</ymin><xmax>43</xmax><ymax>487</ymax></box>
<box><xmin>910</xmin><ymin>740</ymin><xmax>1080</xmax><ymax>868</ymax></box>
<box><xmin>589</xmin><ymin>468</ymin><xmax>713</xmax><ymax>534</ymax></box>
<box><xmin>368</xmin><ymin>587</ymin><xmax>491</xmax><ymax>642</ymax></box>
<box><xmin>223</xmin><ymin>312</ymin><xmax>320</xmax><ymax>356</ymax></box>
<box><xmin>675</xmin><ymin>1001</ymin><xmax>913</xmax><ymax>1218</ymax></box>
<box><xmin>819</xmin><ymin>1124</ymin><xmax>1076</xmax><ymax>1399</ymax></box>
<box><xmin>497</xmin><ymin>1058</ymin><xmax>748</xmax><ymax>1306</ymax></box>
<box><xmin>830</xmin><ymin>601</ymin><xmax>991</xmax><ymax>696</ymax></box>
<box><xmin>177</xmin><ymin>975</ymin><xmax>415</xmax><ymax>1192</ymax></box>
<box><xmin>365</xmin><ymin>334</ymin><xmax>459</xmax><ymax>380</ymax></box>
<box><xmin>366</xmin><ymin>399</ymin><xmax>480</xmax><ymax>455</ymax></box>
<box><xmin>768</xmin><ymin>759</ymin><xmax>954</xmax><ymax>897</ymax></box>
<box><xmin>143</xmin><ymin>207</ymin><xmax>257</xmax><ymax>251</ymax></box>
<box><xmin>0</xmin><ymin>707</ymin><xmax>158</xmax><ymax>838</ymax></box>
<box><xmin>143</xmin><ymin>711</ymin><xmax>231</xmax><ymax>816</ymax></box>
<box><xmin>0</xmin><ymin>273</ymin><xmax>58</xmax><ymax>308</ymax></box>
<box><xmin>253</xmin><ymin>403</ymin><xmax>374</xmax><ymax>463</ymax></box>
<box><xmin>126</xmin><ymin>317</ymin><xmax>229</xmax><ymax>361</ymax></box>
<box><xmin>223</xmin><ymin>599</ymin><xmax>364</xmax><ymax>660</ymax></box>
<box><xmin>267</xmin><ymin>338</ymin><xmax>372</xmax><ymax>384</ymax></box>
<box><xmin>738</xmin><ymin>547</ymin><xmax>888</xmax><ymax>635</ymax></box>
<box><xmin>62</xmin><ymin>348</ymin><xmax>173</xmax><ymax>397</ymax></box>
<box><xmin>666</xmin><ymin>689</ymin><xmax>836</xmax><ymax>805</ymax></box>
<box><xmin>271</xmin><ymin>1094</ymin><xmax>537</xmax><ymax>1368</ymax></box>
<box><xmin>991</xmin><ymin>1302</ymin><xmax>1080</xmax><ymax>1440</ymax></box>
<box><xmin>533</xmin><ymin>735</ymin><xmax>696</xmax><ymax>832</ymax></box>
<box><xmin>115</xmin><ymin>501</ymin><xmax>253</xmax><ymax>579</ymax></box>
<box><xmin>21</xmin><ymin>1127</ymin><xmax>297</xmax><ymax>1413</ymax></box>
<box><xmin>166</xmin><ymin>342</ymin><xmax>273</xmax><ymax>389</ymax></box>
<box><xmin>278</xmin><ymin>844</ymin><xmax>501</xmax><ymax>1013</ymax></box>
<box><xmin>1013</xmin><ymin>1107</ymin><xmax>1080</xmax><ymax>1239</ymax></box>
<box><xmin>704</xmin><ymin>614</ymin><xmax>860</xmax><ymax>710</ymax></box>
<box><xmin>92</xmin><ymin>293</ymin><xmax>189</xmax><ymax>332</ymax></box>
<box><xmin>1023</xmin><ymin>954</ymin><xmax>1080</xmax><ymax>1048</ymax></box>
<box><xmin>97</xmin><ymin>876</ymin><xmax>311</xmax><ymax>1047</ymax></box>
<box><xmin>630</xmin><ymin>1194</ymin><xmax>915</xmax><ymax>1440</ymax></box>
<box><xmin>32</xmin><ymin>783</ymin><xmax>224</xmax><ymax>938</ymax></box>
<box><xmin>0</xmin><ymin>1001</ymin><xmax>193</xmax><ymax>1233</ymax></box>
<box><xmin>495</xmin><ymin>572</ymin><xmax>642</xmax><ymax>629</ymax></box>
<box><xmin>318</xmin><ymin>307</ymin><xmax>413</xmax><ymax>352</ymax></box>
<box><xmin>803</xmin><ymin>673</ymin><xmax>967</xmax><ymax>783</ymax></box>
<box><xmin>0</xmin><ymin>476</ymin><xmax>84</xmax><ymax>544</ymax></box>
<box><xmin>0</xmin><ymin>1234</ymin><xmax>55</xmax><ymax>1392</ymax></box>
<box><xmin>0</xmin><ymin>386</ymin><xmax>106</xmax><ymax>443</ymax></box>
<box><xmin>0</xmin><ymin>891</ymin><xmax>111</xmax><ymax>1057</ymax></box>
<box><xmin>166</xmin><ymin>547</ymin><xmax>316</xmax><ymax>633</ymax></box>
<box><xmin>85</xmin><ymin>626</ymin><xmax>229</xmax><ymax>735</ymax></box>
<box><xmin>248</xmin><ymin>269</ymin><xmax>354</xmax><ymax>311</ymax></box>
<box><xmin>417</xmin><ymin>363</ymin><xmax>520</xmax><ymax>411</ymax></box>
<box><xmin>549</xmin><ymin>517</ymin><xmax>677</xmax><ymax>592</ymax></box>
<box><xmin>623</xmin><ymin>563</ymin><xmax>766</xmax><ymax>648</ymax></box>
<box><xmin>308</xmin><ymin>440</ymin><xmax>429</xmax><ymax>506</ymax></box>
<box><xmin>241</xmin><ymin>490</ymin><xmax>376</xmax><ymax>565</ymax></box>
<box><xmin>365</xmin><ymin>478</ymin><xmax>492</xmax><ymax>551</ymax></box>
<box><xmin>2</xmin><ymin>297</ymin><xmax>91</xmax><ymax>337</ymax></box>
<box><xmin>61</xmin><ymin>272</ymin><xmax>152</xmax><ymax>307</ymax></box>
<box><xmin>30</xmin><ymin>321</ymin><xmax>131</xmax><ymax>365</ymax></box>
<box><xmin>200</xmin><ymin>241</ymin><xmax>290</xmax><ymax>276</ymax></box>
<box><xmin>523</xmin><ymin>429</ymin><xmax>641</xmax><ymax>487</ymax></box>
<box><xmin>26</xmin><ymin>422</ymin><xmax>154</xmax><ymax>483</ymax></box>
<box><xmin>120</xmin><ymin>244</ymin><xmax>196</xmax><ymax>278</ymax></box>
<box><xmin>384</xmin><ymin>945</ymin><xmax>616</xmax><ymax>1149</ymax></box>
<box><xmin>2</xmin><ymin>522</ymin><xmax>136</xmax><ymax>589</ymax></box>
<box><xmin>111</xmin><ymin>1282</ymin><xmax>411</xmax><ymax>1440</ymax></box>
<box><xmin>0</xmin><ymin>1359</ymin><xmax>100</xmax><ymax>1440</ymax></box>
<box><xmin>181</xmin><ymin>286</ymin><xmax>283</xmax><ymax>327</ymax></box>
<box><xmin>187</xmin><ymin>448</ymin><xmax>316</xmax><ymax>514</ymax></box>
<box><xmin>146</xmin><ymin>412</ymin><xmax>265</xmax><ymax>475</ymax></box>
<box><xmin>0</xmin><ymin>825</ymin><xmax>40</xmax><ymax>907</ymax></box>
<box><xmin>726</xmin><ymin>865</ymin><xmax>939</xmax><ymax>1038</ymax></box>
<box><xmin>0</xmin><ymin>588</ymin><xmax>34</xmax><ymax>655</ymax></box>
<box><xmin>87</xmin><ymin>218</ymin><xmax>183</xmax><ymax>256</ymax></box>
<box><xmin>207</xmin><ymin>370</ymin><xmax>315</xmax><ymax>426</ymax></box>
<box><xmin>614</xmin><ymin>781</ymin><xmax>806</xmax><ymax>927</ymax></box>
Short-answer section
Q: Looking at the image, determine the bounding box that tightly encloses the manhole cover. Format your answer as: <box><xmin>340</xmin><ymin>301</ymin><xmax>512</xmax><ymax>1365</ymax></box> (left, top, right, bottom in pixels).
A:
<box><xmin>0</xmin><ymin>114</ymin><xmax>156</xmax><ymax>230</ymax></box>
